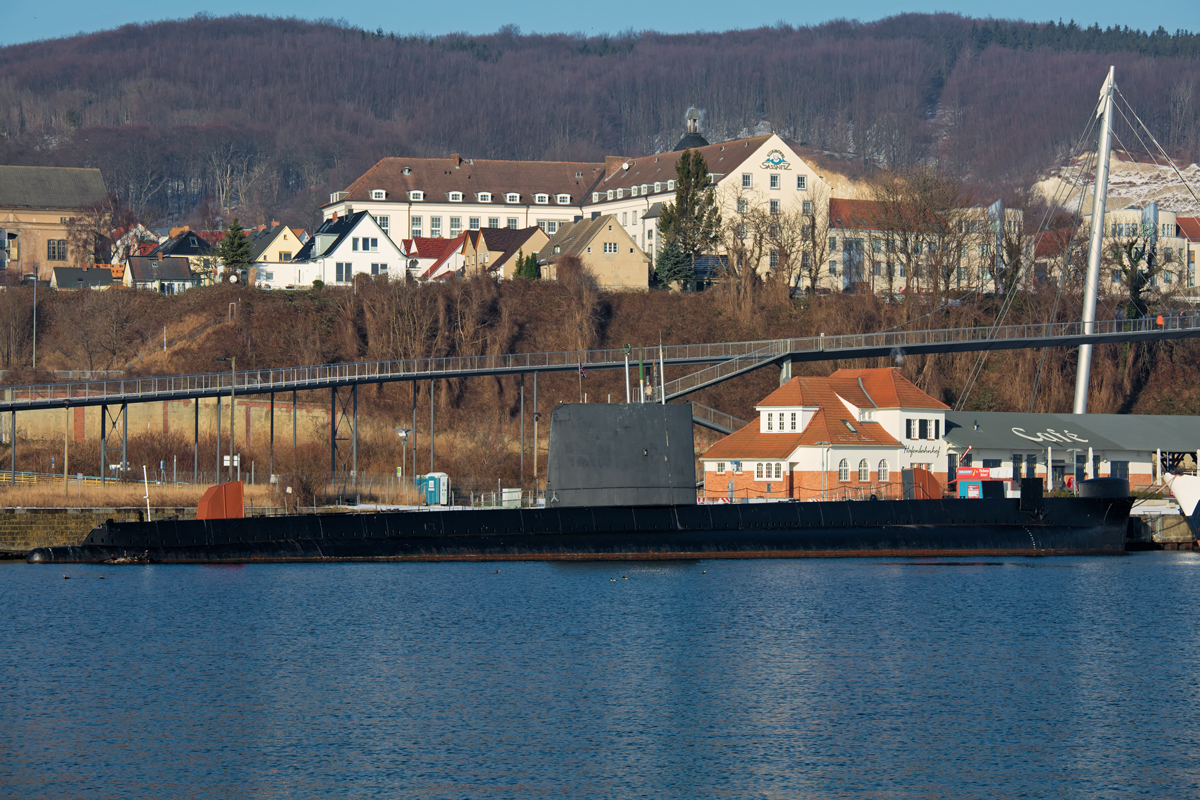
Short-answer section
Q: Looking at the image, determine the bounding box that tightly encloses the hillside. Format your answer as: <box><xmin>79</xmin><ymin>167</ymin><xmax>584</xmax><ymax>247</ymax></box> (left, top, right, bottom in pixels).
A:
<box><xmin>1</xmin><ymin>15</ymin><xmax>1198</xmax><ymax>227</ymax></box>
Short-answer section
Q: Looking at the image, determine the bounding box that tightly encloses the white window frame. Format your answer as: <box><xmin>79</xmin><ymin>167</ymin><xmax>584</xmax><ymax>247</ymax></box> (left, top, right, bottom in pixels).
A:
<box><xmin>742</xmin><ymin>173</ymin><xmax>752</xmax><ymax>188</ymax></box>
<box><xmin>858</xmin><ymin>459</ymin><xmax>869</xmax><ymax>482</ymax></box>
<box><xmin>770</xmin><ymin>174</ymin><xmax>780</xmax><ymax>190</ymax></box>
<box><xmin>717</xmin><ymin>462</ymin><xmax>726</xmax><ymax>474</ymax></box>
<box><xmin>534</xmin><ymin>193</ymin><xmax>549</xmax><ymax>204</ymax></box>
<box><xmin>370</xmin><ymin>189</ymin><xmax>386</xmax><ymax>200</ymax></box>
<box><xmin>408</xmin><ymin>190</ymin><xmax>424</xmax><ymax>201</ymax></box>
<box><xmin>667</xmin><ymin>180</ymin><xmax>675</xmax><ymax>191</ymax></box>
<box><xmin>797</xmin><ymin>176</ymin><xmax>807</xmax><ymax>191</ymax></box>
<box><xmin>603</xmin><ymin>242</ymin><xmax>618</xmax><ymax>254</ymax></box>
<box><xmin>410</xmin><ymin>217</ymin><xmax>422</xmax><ymax>237</ymax></box>
<box><xmin>838</xmin><ymin>459</ymin><xmax>849</xmax><ymax>482</ymax></box>
<box><xmin>878</xmin><ymin>460</ymin><xmax>889</xmax><ymax>482</ymax></box>
<box><xmin>505</xmin><ymin>193</ymin><xmax>520</xmax><ymax>204</ymax></box>
<box><xmin>477</xmin><ymin>192</ymin><xmax>492</xmax><ymax>203</ymax></box>
<box><xmin>448</xmin><ymin>192</ymin><xmax>463</xmax><ymax>202</ymax></box>
<box><xmin>556</xmin><ymin>194</ymin><xmax>571</xmax><ymax>205</ymax></box>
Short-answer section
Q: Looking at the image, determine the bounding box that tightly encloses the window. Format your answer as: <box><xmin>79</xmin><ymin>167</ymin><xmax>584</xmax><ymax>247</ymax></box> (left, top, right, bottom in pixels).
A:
<box><xmin>448</xmin><ymin>192</ymin><xmax>462</xmax><ymax>202</ymax></box>
<box><xmin>469</xmin><ymin>217</ymin><xmax>480</xmax><ymax>231</ymax></box>
<box><xmin>335</xmin><ymin>262</ymin><xmax>351</xmax><ymax>282</ymax></box>
<box><xmin>802</xmin><ymin>200</ymin><xmax>813</xmax><ymax>215</ymax></box>
<box><xmin>1110</xmin><ymin>461</ymin><xmax>1129</xmax><ymax>480</ymax></box>
<box><xmin>374</xmin><ymin>215</ymin><xmax>389</xmax><ymax>233</ymax></box>
<box><xmin>478</xmin><ymin>192</ymin><xmax>492</xmax><ymax>203</ymax></box>
<box><xmin>858</xmin><ymin>459</ymin><xmax>869</xmax><ymax>482</ymax></box>
<box><xmin>411</xmin><ymin>217</ymin><xmax>423</xmax><ymax>237</ymax></box>
<box><xmin>640</xmin><ymin>185</ymin><xmax>648</xmax><ymax>195</ymax></box>
<box><xmin>1111</xmin><ymin>270</ymin><xmax>1121</xmax><ymax>283</ymax></box>
<box><xmin>829</xmin><ymin>237</ymin><xmax>837</xmax><ymax>251</ymax></box>
<box><xmin>667</xmin><ymin>180</ymin><xmax>675</xmax><ymax>191</ymax></box>
<box><xmin>770</xmin><ymin>174</ymin><xmax>780</xmax><ymax>190</ymax></box>
<box><xmin>622</xmin><ymin>212</ymin><xmax>628</xmax><ymax>226</ymax></box>
<box><xmin>770</xmin><ymin>199</ymin><xmax>780</xmax><ymax>215</ymax></box>
<box><xmin>756</xmin><ymin>462</ymin><xmax>764</xmax><ymax>479</ymax></box>
<box><xmin>838</xmin><ymin>459</ymin><xmax>849</xmax><ymax>482</ymax></box>
<box><xmin>505</xmin><ymin>193</ymin><xmax>520</xmax><ymax>204</ymax></box>
<box><xmin>918</xmin><ymin>419</ymin><xmax>929</xmax><ymax>439</ymax></box>
<box><xmin>790</xmin><ymin>412</ymin><xmax>796</xmax><ymax>431</ymax></box>
<box><xmin>430</xmin><ymin>217</ymin><xmax>442</xmax><ymax>237</ymax></box>
<box><xmin>603</xmin><ymin>242</ymin><xmax>618</xmax><ymax>254</ymax></box>
<box><xmin>488</xmin><ymin>217</ymin><xmax>500</xmax><ymax>229</ymax></box>
<box><xmin>616</xmin><ymin>189</ymin><xmax>624</xmax><ymax>199</ymax></box>
<box><xmin>592</xmin><ymin>192</ymin><xmax>600</xmax><ymax>203</ymax></box>
<box><xmin>829</xmin><ymin>261</ymin><xmax>837</xmax><ymax>276</ymax></box>
<box><xmin>447</xmin><ymin>217</ymin><xmax>461</xmax><ymax>237</ymax></box>
<box><xmin>933</xmin><ymin>420</ymin><xmax>939</xmax><ymax>440</ymax></box>
<box><xmin>769</xmin><ymin>249</ymin><xmax>779</xmax><ymax>269</ymax></box>
<box><xmin>606</xmin><ymin>190</ymin><xmax>614</xmax><ymax>201</ymax></box>
<box><xmin>534</xmin><ymin>194</ymin><xmax>549</xmax><ymax>204</ymax></box>
<box><xmin>742</xmin><ymin>173</ymin><xmax>752</xmax><ymax>188</ymax></box>
<box><xmin>775</xmin><ymin>463</ymin><xmax>782</xmax><ymax>479</ymax></box>
<box><xmin>370</xmin><ymin>263</ymin><xmax>387</xmax><ymax>275</ymax></box>
<box><xmin>507</xmin><ymin>218</ymin><xmax>518</xmax><ymax>230</ymax></box>
<box><xmin>654</xmin><ymin>182</ymin><xmax>662</xmax><ymax>193</ymax></box>
<box><xmin>370</xmin><ymin>189</ymin><xmax>386</xmax><ymax>200</ymax></box>
<box><xmin>878</xmin><ymin>460</ymin><xmax>889</xmax><ymax>482</ymax></box>
<box><xmin>538</xmin><ymin>220</ymin><xmax>560</xmax><ymax>234</ymax></box>
<box><xmin>767</xmin><ymin>414</ymin><xmax>773</xmax><ymax>431</ymax></box>
<box><xmin>279</xmin><ymin>252</ymin><xmax>291</xmax><ymax>262</ymax></box>
<box><xmin>797</xmin><ymin>176</ymin><xmax>807</xmax><ymax>190</ymax></box>
<box><xmin>408</xmin><ymin>190</ymin><xmax>424</xmax><ymax>201</ymax></box>
<box><xmin>352</xmin><ymin>237</ymin><xmax>359</xmax><ymax>251</ymax></box>
<box><xmin>47</xmin><ymin>239</ymin><xmax>67</xmax><ymax>260</ymax></box>
<box><xmin>982</xmin><ymin>459</ymin><xmax>1001</xmax><ymax>469</ymax></box>
<box><xmin>737</xmin><ymin>198</ymin><xmax>749</xmax><ymax>214</ymax></box>
<box><xmin>717</xmin><ymin>462</ymin><xmax>726</xmax><ymax>474</ymax></box>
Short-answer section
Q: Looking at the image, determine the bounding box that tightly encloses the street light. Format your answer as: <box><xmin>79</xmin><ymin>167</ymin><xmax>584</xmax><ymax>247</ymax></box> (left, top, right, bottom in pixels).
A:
<box><xmin>394</xmin><ymin>428</ymin><xmax>411</xmax><ymax>484</ymax></box>
<box><xmin>816</xmin><ymin>441</ymin><xmax>831</xmax><ymax>499</ymax></box>
<box><xmin>217</xmin><ymin>356</ymin><xmax>236</xmax><ymax>481</ymax></box>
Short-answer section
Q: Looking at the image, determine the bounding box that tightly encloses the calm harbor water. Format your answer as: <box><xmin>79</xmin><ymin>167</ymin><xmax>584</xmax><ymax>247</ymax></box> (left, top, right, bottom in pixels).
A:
<box><xmin>3</xmin><ymin>553</ymin><xmax>1200</xmax><ymax>799</ymax></box>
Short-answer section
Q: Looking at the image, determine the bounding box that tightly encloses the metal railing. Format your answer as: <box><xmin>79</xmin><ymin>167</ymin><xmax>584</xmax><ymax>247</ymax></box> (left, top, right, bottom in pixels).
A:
<box><xmin>682</xmin><ymin>400</ymin><xmax>749</xmax><ymax>433</ymax></box>
<box><xmin>2</xmin><ymin>313</ymin><xmax>1198</xmax><ymax>411</ymax></box>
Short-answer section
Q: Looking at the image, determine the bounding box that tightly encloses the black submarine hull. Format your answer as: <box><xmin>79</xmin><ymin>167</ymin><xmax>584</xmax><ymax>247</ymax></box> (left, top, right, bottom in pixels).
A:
<box><xmin>26</xmin><ymin>495</ymin><xmax>1133</xmax><ymax>564</ymax></box>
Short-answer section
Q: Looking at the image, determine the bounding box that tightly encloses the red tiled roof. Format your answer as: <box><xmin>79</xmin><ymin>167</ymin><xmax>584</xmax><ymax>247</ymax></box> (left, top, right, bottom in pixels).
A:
<box><xmin>828</xmin><ymin>368</ymin><xmax>948</xmax><ymax>410</ymax></box>
<box><xmin>1178</xmin><ymin>217</ymin><xmax>1200</xmax><ymax>242</ymax></box>
<box><xmin>702</xmin><ymin>421</ymin><xmax>805</xmax><ymax>460</ymax></box>
<box><xmin>407</xmin><ymin>236</ymin><xmax>459</xmax><ymax>261</ymax></box>
<box><xmin>829</xmin><ymin>198</ymin><xmax>885</xmax><ymax>231</ymax></box>
<box><xmin>338</xmin><ymin>156</ymin><xmax>605</xmax><ymax>208</ymax></box>
<box><xmin>420</xmin><ymin>233</ymin><xmax>468</xmax><ymax>279</ymax></box>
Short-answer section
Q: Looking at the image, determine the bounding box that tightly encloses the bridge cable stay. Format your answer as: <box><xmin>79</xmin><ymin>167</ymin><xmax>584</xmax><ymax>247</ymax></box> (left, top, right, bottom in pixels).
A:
<box><xmin>957</xmin><ymin>96</ymin><xmax>1106</xmax><ymax>410</ymax></box>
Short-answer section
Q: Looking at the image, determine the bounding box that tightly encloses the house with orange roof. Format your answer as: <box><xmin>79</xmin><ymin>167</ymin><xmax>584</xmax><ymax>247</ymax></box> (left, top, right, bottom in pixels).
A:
<box><xmin>700</xmin><ymin>367</ymin><xmax>949</xmax><ymax>501</ymax></box>
<box><xmin>462</xmin><ymin>226</ymin><xmax>550</xmax><ymax>279</ymax></box>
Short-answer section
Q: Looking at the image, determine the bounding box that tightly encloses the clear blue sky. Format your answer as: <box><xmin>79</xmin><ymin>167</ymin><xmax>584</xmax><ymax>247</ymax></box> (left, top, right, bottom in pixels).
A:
<box><xmin>1</xmin><ymin>1</ymin><xmax>1198</xmax><ymax>47</ymax></box>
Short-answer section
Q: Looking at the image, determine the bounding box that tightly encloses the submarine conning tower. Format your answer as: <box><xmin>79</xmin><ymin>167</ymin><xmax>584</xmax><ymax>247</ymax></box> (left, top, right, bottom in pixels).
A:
<box><xmin>545</xmin><ymin>403</ymin><xmax>697</xmax><ymax>507</ymax></box>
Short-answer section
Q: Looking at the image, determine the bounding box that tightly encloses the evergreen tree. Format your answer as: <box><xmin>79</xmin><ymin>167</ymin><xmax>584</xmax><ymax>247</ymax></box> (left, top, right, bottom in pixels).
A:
<box><xmin>515</xmin><ymin>250</ymin><xmax>540</xmax><ymax>279</ymax></box>
<box><xmin>654</xmin><ymin>238</ymin><xmax>692</xmax><ymax>288</ymax></box>
<box><xmin>658</xmin><ymin>150</ymin><xmax>721</xmax><ymax>264</ymax></box>
<box><xmin>216</xmin><ymin>218</ymin><xmax>254</xmax><ymax>277</ymax></box>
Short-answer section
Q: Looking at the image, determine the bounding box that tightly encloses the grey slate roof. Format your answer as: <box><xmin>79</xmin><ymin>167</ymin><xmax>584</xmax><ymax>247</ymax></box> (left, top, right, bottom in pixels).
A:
<box><xmin>52</xmin><ymin>267</ymin><xmax>112</xmax><ymax>290</ymax></box>
<box><xmin>127</xmin><ymin>257</ymin><xmax>195</xmax><ymax>283</ymax></box>
<box><xmin>0</xmin><ymin>166</ymin><xmax>108</xmax><ymax>209</ymax></box>
<box><xmin>294</xmin><ymin>211</ymin><xmax>370</xmax><ymax>261</ymax></box>
<box><xmin>944</xmin><ymin>411</ymin><xmax>1200</xmax><ymax>453</ymax></box>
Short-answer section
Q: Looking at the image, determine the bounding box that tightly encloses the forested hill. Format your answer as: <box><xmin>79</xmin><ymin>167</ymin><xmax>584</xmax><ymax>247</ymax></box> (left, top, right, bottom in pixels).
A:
<box><xmin>1</xmin><ymin>13</ymin><xmax>1198</xmax><ymax>227</ymax></box>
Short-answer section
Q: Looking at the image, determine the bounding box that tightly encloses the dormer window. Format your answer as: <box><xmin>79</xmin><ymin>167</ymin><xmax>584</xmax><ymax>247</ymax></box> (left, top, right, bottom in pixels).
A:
<box><xmin>505</xmin><ymin>193</ymin><xmax>520</xmax><ymax>203</ymax></box>
<box><xmin>592</xmin><ymin>192</ymin><xmax>600</xmax><ymax>203</ymax></box>
<box><xmin>408</xmin><ymin>190</ymin><xmax>424</xmax><ymax>201</ymax></box>
<box><xmin>606</xmin><ymin>190</ymin><xmax>614</xmax><ymax>201</ymax></box>
<box><xmin>654</xmin><ymin>182</ymin><xmax>662</xmax><ymax>193</ymax></box>
<box><xmin>631</xmin><ymin>186</ymin><xmax>638</xmax><ymax>197</ymax></box>
<box><xmin>448</xmin><ymin>192</ymin><xmax>463</xmax><ymax>202</ymax></box>
<box><xmin>641</xmin><ymin>184</ymin><xmax>648</xmax><ymax>195</ymax></box>
<box><xmin>477</xmin><ymin>192</ymin><xmax>492</xmax><ymax>203</ymax></box>
<box><xmin>534</xmin><ymin>193</ymin><xmax>549</xmax><ymax>204</ymax></box>
<box><xmin>667</xmin><ymin>180</ymin><xmax>676</xmax><ymax>191</ymax></box>
<box><xmin>370</xmin><ymin>189</ymin><xmax>387</xmax><ymax>200</ymax></box>
<box><xmin>556</xmin><ymin>194</ymin><xmax>571</xmax><ymax>204</ymax></box>
<box><xmin>616</xmin><ymin>188</ymin><xmax>624</xmax><ymax>199</ymax></box>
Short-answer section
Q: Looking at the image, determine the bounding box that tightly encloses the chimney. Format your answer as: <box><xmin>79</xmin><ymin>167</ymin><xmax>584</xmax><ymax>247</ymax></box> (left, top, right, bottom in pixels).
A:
<box><xmin>270</xmin><ymin>220</ymin><xmax>280</xmax><ymax>228</ymax></box>
<box><xmin>258</xmin><ymin>224</ymin><xmax>266</xmax><ymax>232</ymax></box>
<box><xmin>450</xmin><ymin>153</ymin><xmax>461</xmax><ymax>167</ymax></box>
<box><xmin>331</xmin><ymin>212</ymin><xmax>338</xmax><ymax>221</ymax></box>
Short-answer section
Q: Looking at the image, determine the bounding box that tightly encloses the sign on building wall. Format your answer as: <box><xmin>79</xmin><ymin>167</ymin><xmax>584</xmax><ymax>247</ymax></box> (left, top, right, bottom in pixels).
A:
<box><xmin>761</xmin><ymin>150</ymin><xmax>791</xmax><ymax>171</ymax></box>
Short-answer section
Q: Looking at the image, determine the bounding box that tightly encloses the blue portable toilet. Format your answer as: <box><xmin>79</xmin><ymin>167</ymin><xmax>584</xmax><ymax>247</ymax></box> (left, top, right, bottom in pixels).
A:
<box><xmin>417</xmin><ymin>472</ymin><xmax>450</xmax><ymax>505</ymax></box>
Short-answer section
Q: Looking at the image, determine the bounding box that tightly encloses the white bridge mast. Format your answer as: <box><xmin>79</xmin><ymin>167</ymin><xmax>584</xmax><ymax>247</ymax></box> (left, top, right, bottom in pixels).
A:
<box><xmin>1073</xmin><ymin>67</ymin><xmax>1116</xmax><ymax>415</ymax></box>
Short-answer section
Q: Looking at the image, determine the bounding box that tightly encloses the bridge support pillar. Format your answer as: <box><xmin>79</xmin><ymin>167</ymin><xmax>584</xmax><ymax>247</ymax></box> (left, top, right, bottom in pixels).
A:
<box><xmin>779</xmin><ymin>358</ymin><xmax>794</xmax><ymax>385</ymax></box>
<box><xmin>99</xmin><ymin>404</ymin><xmax>128</xmax><ymax>484</ymax></box>
<box><xmin>9</xmin><ymin>409</ymin><xmax>14</xmax><ymax>484</ymax></box>
<box><xmin>193</xmin><ymin>399</ymin><xmax>199</xmax><ymax>484</ymax></box>
<box><xmin>329</xmin><ymin>386</ymin><xmax>358</xmax><ymax>486</ymax></box>
<box><xmin>269</xmin><ymin>392</ymin><xmax>274</xmax><ymax>485</ymax></box>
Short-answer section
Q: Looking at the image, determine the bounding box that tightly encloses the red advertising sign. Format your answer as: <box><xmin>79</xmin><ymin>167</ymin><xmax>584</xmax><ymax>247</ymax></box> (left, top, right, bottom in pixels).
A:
<box><xmin>957</xmin><ymin>467</ymin><xmax>992</xmax><ymax>479</ymax></box>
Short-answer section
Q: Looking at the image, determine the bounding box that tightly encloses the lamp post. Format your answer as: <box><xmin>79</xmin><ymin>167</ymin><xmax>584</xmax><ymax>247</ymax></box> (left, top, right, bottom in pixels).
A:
<box><xmin>217</xmin><ymin>357</ymin><xmax>236</xmax><ymax>481</ymax></box>
<box><xmin>394</xmin><ymin>428</ymin><xmax>411</xmax><ymax>486</ymax></box>
<box><xmin>816</xmin><ymin>441</ymin><xmax>831</xmax><ymax>499</ymax></box>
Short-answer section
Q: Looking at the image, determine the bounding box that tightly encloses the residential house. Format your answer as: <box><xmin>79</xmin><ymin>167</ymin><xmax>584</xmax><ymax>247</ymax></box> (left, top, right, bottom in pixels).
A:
<box><xmin>0</xmin><ymin>165</ymin><xmax>109</xmax><ymax>280</ymax></box>
<box><xmin>463</xmin><ymin>226</ymin><xmax>550</xmax><ymax>279</ymax></box>
<box><xmin>700</xmin><ymin>368</ymin><xmax>950</xmax><ymax>501</ymax></box>
<box><xmin>149</xmin><ymin>227</ymin><xmax>221</xmax><ymax>285</ymax></box>
<box><xmin>418</xmin><ymin>232</ymin><xmax>468</xmax><ymax>281</ymax></box>
<box><xmin>109</xmin><ymin>223</ymin><xmax>162</xmax><ymax>270</ymax></box>
<box><xmin>538</xmin><ymin>215</ymin><xmax>650</xmax><ymax>290</ymax></box>
<box><xmin>50</xmin><ymin>266</ymin><xmax>113</xmax><ymax>290</ymax></box>
<box><xmin>401</xmin><ymin>236</ymin><xmax>464</xmax><ymax>281</ymax></box>
<box><xmin>291</xmin><ymin>211</ymin><xmax>405</xmax><ymax>285</ymax></box>
<box><xmin>125</xmin><ymin>256</ymin><xmax>199</xmax><ymax>294</ymax></box>
<box><xmin>249</xmin><ymin>222</ymin><xmax>306</xmax><ymax>263</ymax></box>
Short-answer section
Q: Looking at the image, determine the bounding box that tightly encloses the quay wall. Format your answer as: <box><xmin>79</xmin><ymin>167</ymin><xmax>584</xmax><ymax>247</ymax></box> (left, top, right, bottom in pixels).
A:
<box><xmin>0</xmin><ymin>507</ymin><xmax>197</xmax><ymax>555</ymax></box>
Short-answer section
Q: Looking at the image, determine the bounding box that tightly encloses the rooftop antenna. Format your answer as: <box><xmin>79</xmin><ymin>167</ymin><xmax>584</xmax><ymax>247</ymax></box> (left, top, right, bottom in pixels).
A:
<box><xmin>1073</xmin><ymin>66</ymin><xmax>1115</xmax><ymax>415</ymax></box>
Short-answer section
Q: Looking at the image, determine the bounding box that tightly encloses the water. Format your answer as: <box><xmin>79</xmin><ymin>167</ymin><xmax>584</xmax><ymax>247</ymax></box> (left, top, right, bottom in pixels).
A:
<box><xmin>3</xmin><ymin>554</ymin><xmax>1200</xmax><ymax>799</ymax></box>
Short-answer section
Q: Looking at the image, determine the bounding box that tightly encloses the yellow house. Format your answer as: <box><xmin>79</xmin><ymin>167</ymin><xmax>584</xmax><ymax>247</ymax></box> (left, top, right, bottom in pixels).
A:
<box><xmin>538</xmin><ymin>215</ymin><xmax>650</xmax><ymax>290</ymax></box>
<box><xmin>0</xmin><ymin>166</ymin><xmax>109</xmax><ymax>279</ymax></box>
<box><xmin>249</xmin><ymin>223</ymin><xmax>306</xmax><ymax>263</ymax></box>
<box><xmin>462</xmin><ymin>226</ymin><xmax>550</xmax><ymax>279</ymax></box>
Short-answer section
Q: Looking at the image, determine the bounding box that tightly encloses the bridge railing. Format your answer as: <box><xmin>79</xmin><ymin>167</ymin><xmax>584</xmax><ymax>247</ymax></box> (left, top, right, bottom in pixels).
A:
<box><xmin>2</xmin><ymin>313</ymin><xmax>1198</xmax><ymax>409</ymax></box>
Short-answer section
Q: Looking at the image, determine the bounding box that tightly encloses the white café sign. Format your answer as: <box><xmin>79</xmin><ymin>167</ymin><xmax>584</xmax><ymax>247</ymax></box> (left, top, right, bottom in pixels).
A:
<box><xmin>1011</xmin><ymin>427</ymin><xmax>1090</xmax><ymax>444</ymax></box>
